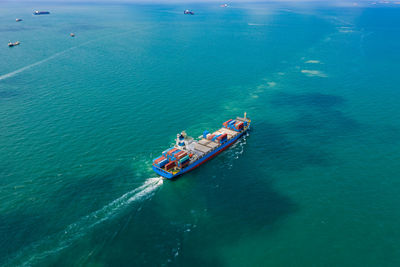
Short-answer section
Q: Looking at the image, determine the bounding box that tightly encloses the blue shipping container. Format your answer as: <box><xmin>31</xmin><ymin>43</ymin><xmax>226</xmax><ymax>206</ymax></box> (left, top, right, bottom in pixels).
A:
<box><xmin>178</xmin><ymin>158</ymin><xmax>190</xmax><ymax>167</ymax></box>
<box><xmin>179</xmin><ymin>155</ymin><xmax>189</xmax><ymax>163</ymax></box>
<box><xmin>156</xmin><ymin>159</ymin><xmax>168</xmax><ymax>168</ymax></box>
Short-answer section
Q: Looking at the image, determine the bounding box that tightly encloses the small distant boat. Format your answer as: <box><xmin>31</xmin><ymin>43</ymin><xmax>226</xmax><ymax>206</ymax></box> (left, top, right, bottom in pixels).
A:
<box><xmin>33</xmin><ymin>10</ymin><xmax>50</xmax><ymax>15</ymax></box>
<box><xmin>8</xmin><ymin>41</ymin><xmax>20</xmax><ymax>47</ymax></box>
<box><xmin>70</xmin><ymin>33</ymin><xmax>75</xmax><ymax>37</ymax></box>
<box><xmin>16</xmin><ymin>18</ymin><xmax>23</xmax><ymax>22</ymax></box>
<box><xmin>220</xmin><ymin>4</ymin><xmax>229</xmax><ymax>7</ymax></box>
<box><xmin>184</xmin><ymin>10</ymin><xmax>194</xmax><ymax>15</ymax></box>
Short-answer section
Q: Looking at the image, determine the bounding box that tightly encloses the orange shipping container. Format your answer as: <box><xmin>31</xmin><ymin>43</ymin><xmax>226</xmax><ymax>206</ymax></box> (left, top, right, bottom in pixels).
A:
<box><xmin>223</xmin><ymin>119</ymin><xmax>233</xmax><ymax>127</ymax></box>
<box><xmin>207</xmin><ymin>134</ymin><xmax>215</xmax><ymax>140</ymax></box>
<box><xmin>167</xmin><ymin>148</ymin><xmax>178</xmax><ymax>156</ymax></box>
<box><xmin>175</xmin><ymin>151</ymin><xmax>188</xmax><ymax>160</ymax></box>
<box><xmin>165</xmin><ymin>161</ymin><xmax>176</xmax><ymax>171</ymax></box>
<box><xmin>217</xmin><ymin>133</ymin><xmax>228</xmax><ymax>140</ymax></box>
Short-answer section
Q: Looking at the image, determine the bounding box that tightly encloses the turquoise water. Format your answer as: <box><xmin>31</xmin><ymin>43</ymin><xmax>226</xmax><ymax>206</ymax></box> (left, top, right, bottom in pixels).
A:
<box><xmin>1</xmin><ymin>2</ymin><xmax>400</xmax><ymax>266</ymax></box>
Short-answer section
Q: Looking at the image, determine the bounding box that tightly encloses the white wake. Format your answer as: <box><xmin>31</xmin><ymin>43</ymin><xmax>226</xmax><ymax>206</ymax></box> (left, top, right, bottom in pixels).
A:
<box><xmin>0</xmin><ymin>39</ymin><xmax>96</xmax><ymax>82</ymax></box>
<box><xmin>5</xmin><ymin>177</ymin><xmax>163</xmax><ymax>266</ymax></box>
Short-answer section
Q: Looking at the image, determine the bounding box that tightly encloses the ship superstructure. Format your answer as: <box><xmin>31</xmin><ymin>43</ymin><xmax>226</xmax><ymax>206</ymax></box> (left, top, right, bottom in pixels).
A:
<box><xmin>152</xmin><ymin>113</ymin><xmax>251</xmax><ymax>179</ymax></box>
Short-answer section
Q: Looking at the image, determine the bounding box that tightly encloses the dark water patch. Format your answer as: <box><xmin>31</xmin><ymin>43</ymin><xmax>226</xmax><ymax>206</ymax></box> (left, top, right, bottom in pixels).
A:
<box><xmin>50</xmin><ymin>166</ymin><xmax>135</xmax><ymax>220</ymax></box>
<box><xmin>46</xmin><ymin>194</ymin><xmax>185</xmax><ymax>266</ymax></box>
<box><xmin>290</xmin><ymin>110</ymin><xmax>361</xmax><ymax>137</ymax></box>
<box><xmin>271</xmin><ymin>92</ymin><xmax>345</xmax><ymax>110</ymax></box>
<box><xmin>0</xmin><ymin>167</ymin><xmax>135</xmax><ymax>264</ymax></box>
<box><xmin>0</xmin><ymin>207</ymin><xmax>58</xmax><ymax>265</ymax></box>
<box><xmin>252</xmin><ymin>121</ymin><xmax>332</xmax><ymax>170</ymax></box>
<box><xmin>0</xmin><ymin>214</ymin><xmax>42</xmax><ymax>266</ymax></box>
<box><xmin>270</xmin><ymin>92</ymin><xmax>362</xmax><ymax>144</ymax></box>
<box><xmin>200</xmin><ymin>171</ymin><xmax>297</xmax><ymax>232</ymax></box>
<box><xmin>168</xmin><ymin>158</ymin><xmax>298</xmax><ymax>266</ymax></box>
<box><xmin>47</xmin><ymin>158</ymin><xmax>298</xmax><ymax>266</ymax></box>
<box><xmin>0</xmin><ymin>90</ymin><xmax>20</xmax><ymax>100</ymax></box>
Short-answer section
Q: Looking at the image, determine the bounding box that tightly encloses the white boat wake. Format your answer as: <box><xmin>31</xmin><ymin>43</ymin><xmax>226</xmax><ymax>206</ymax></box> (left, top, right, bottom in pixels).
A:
<box><xmin>5</xmin><ymin>177</ymin><xmax>163</xmax><ymax>266</ymax></box>
<box><xmin>0</xmin><ymin>39</ymin><xmax>97</xmax><ymax>82</ymax></box>
<box><xmin>0</xmin><ymin>29</ymin><xmax>140</xmax><ymax>83</ymax></box>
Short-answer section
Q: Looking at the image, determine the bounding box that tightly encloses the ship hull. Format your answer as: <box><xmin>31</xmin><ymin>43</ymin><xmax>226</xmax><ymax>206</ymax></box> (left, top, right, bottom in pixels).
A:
<box><xmin>153</xmin><ymin>128</ymin><xmax>248</xmax><ymax>179</ymax></box>
<box><xmin>33</xmin><ymin>11</ymin><xmax>50</xmax><ymax>15</ymax></box>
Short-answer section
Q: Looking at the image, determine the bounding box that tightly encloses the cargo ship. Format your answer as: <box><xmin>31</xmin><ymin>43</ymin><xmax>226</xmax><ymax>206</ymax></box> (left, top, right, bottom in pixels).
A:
<box><xmin>184</xmin><ymin>10</ymin><xmax>194</xmax><ymax>15</ymax></box>
<box><xmin>33</xmin><ymin>11</ymin><xmax>50</xmax><ymax>15</ymax></box>
<box><xmin>152</xmin><ymin>113</ymin><xmax>251</xmax><ymax>179</ymax></box>
<box><xmin>8</xmin><ymin>41</ymin><xmax>20</xmax><ymax>47</ymax></box>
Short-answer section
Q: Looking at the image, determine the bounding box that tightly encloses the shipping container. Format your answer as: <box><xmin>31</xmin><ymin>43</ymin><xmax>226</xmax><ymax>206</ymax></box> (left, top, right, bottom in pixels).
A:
<box><xmin>235</xmin><ymin>121</ymin><xmax>244</xmax><ymax>128</ymax></box>
<box><xmin>168</xmin><ymin>148</ymin><xmax>179</xmax><ymax>156</ymax></box>
<box><xmin>179</xmin><ymin>159</ymin><xmax>189</xmax><ymax>167</ymax></box>
<box><xmin>221</xmin><ymin>128</ymin><xmax>237</xmax><ymax>136</ymax></box>
<box><xmin>217</xmin><ymin>133</ymin><xmax>228</xmax><ymax>140</ymax></box>
<box><xmin>153</xmin><ymin>156</ymin><xmax>167</xmax><ymax>164</ymax></box>
<box><xmin>179</xmin><ymin>155</ymin><xmax>190</xmax><ymax>163</ymax></box>
<box><xmin>176</xmin><ymin>151</ymin><xmax>188</xmax><ymax>160</ymax></box>
<box><xmin>165</xmin><ymin>161</ymin><xmax>176</xmax><ymax>171</ymax></box>
<box><xmin>223</xmin><ymin>119</ymin><xmax>233</xmax><ymax>127</ymax></box>
<box><xmin>181</xmin><ymin>160</ymin><xmax>190</xmax><ymax>168</ymax></box>
<box><xmin>162</xmin><ymin>148</ymin><xmax>173</xmax><ymax>157</ymax></box>
<box><xmin>155</xmin><ymin>159</ymin><xmax>168</xmax><ymax>168</ymax></box>
<box><xmin>228</xmin><ymin>120</ymin><xmax>236</xmax><ymax>126</ymax></box>
<box><xmin>212</xmin><ymin>134</ymin><xmax>221</xmax><ymax>141</ymax></box>
<box><xmin>174</xmin><ymin>150</ymin><xmax>185</xmax><ymax>158</ymax></box>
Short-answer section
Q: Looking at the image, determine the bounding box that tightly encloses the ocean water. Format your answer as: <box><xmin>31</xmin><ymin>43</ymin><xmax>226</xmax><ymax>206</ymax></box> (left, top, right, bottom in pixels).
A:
<box><xmin>1</xmin><ymin>1</ymin><xmax>400</xmax><ymax>266</ymax></box>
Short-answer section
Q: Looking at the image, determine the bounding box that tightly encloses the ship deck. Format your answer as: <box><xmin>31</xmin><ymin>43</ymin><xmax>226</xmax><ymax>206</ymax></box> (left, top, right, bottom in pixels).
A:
<box><xmin>153</xmin><ymin>116</ymin><xmax>251</xmax><ymax>178</ymax></box>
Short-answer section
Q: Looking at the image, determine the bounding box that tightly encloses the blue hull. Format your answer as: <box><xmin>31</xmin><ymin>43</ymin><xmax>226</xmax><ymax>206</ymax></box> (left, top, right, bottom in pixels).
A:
<box><xmin>33</xmin><ymin>12</ymin><xmax>50</xmax><ymax>15</ymax></box>
<box><xmin>153</xmin><ymin>128</ymin><xmax>248</xmax><ymax>179</ymax></box>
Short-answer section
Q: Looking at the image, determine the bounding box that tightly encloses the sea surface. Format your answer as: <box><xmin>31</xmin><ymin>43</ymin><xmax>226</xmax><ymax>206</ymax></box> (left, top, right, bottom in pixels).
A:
<box><xmin>1</xmin><ymin>1</ymin><xmax>400</xmax><ymax>266</ymax></box>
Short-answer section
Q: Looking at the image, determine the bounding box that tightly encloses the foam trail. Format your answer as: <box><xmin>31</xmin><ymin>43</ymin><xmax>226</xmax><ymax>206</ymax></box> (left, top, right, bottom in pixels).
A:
<box><xmin>0</xmin><ymin>40</ymin><xmax>94</xmax><ymax>82</ymax></box>
<box><xmin>0</xmin><ymin>51</ymin><xmax>67</xmax><ymax>81</ymax></box>
<box><xmin>0</xmin><ymin>29</ymin><xmax>140</xmax><ymax>82</ymax></box>
<box><xmin>5</xmin><ymin>177</ymin><xmax>163</xmax><ymax>267</ymax></box>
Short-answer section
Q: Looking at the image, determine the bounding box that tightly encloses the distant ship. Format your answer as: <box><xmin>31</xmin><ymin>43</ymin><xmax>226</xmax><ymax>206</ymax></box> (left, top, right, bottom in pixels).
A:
<box><xmin>8</xmin><ymin>41</ymin><xmax>20</xmax><ymax>47</ymax></box>
<box><xmin>16</xmin><ymin>18</ymin><xmax>23</xmax><ymax>22</ymax></box>
<box><xmin>152</xmin><ymin>113</ymin><xmax>251</xmax><ymax>179</ymax></box>
<box><xmin>220</xmin><ymin>4</ymin><xmax>229</xmax><ymax>7</ymax></box>
<box><xmin>184</xmin><ymin>10</ymin><xmax>194</xmax><ymax>15</ymax></box>
<box><xmin>70</xmin><ymin>33</ymin><xmax>75</xmax><ymax>37</ymax></box>
<box><xmin>33</xmin><ymin>11</ymin><xmax>50</xmax><ymax>15</ymax></box>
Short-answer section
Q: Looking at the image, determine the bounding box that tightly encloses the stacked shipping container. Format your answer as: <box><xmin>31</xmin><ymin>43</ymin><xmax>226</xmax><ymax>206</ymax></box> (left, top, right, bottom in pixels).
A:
<box><xmin>154</xmin><ymin>147</ymin><xmax>190</xmax><ymax>171</ymax></box>
<box><xmin>154</xmin><ymin>117</ymin><xmax>248</xmax><ymax>173</ymax></box>
<box><xmin>153</xmin><ymin>156</ymin><xmax>168</xmax><ymax>168</ymax></box>
<box><xmin>223</xmin><ymin>119</ymin><xmax>245</xmax><ymax>132</ymax></box>
<box><xmin>217</xmin><ymin>133</ymin><xmax>228</xmax><ymax>143</ymax></box>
